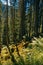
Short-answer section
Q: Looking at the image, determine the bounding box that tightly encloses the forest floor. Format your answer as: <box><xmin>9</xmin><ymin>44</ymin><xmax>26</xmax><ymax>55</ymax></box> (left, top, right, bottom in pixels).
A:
<box><xmin>0</xmin><ymin>37</ymin><xmax>43</xmax><ymax>65</ymax></box>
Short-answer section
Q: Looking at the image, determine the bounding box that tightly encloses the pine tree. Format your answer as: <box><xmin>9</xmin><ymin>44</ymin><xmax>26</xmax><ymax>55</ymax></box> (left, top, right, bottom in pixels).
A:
<box><xmin>2</xmin><ymin>0</ymin><xmax>10</xmax><ymax>45</ymax></box>
<box><xmin>19</xmin><ymin>0</ymin><xmax>26</xmax><ymax>40</ymax></box>
<box><xmin>34</xmin><ymin>0</ymin><xmax>40</xmax><ymax>37</ymax></box>
<box><xmin>0</xmin><ymin>2</ymin><xmax>2</xmax><ymax>53</ymax></box>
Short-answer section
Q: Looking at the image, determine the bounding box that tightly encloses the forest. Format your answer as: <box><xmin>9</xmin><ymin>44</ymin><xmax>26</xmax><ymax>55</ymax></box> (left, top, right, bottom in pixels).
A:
<box><xmin>0</xmin><ymin>0</ymin><xmax>43</xmax><ymax>65</ymax></box>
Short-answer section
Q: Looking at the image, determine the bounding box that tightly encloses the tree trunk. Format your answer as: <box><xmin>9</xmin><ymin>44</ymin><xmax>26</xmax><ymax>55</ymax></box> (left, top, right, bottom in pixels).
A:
<box><xmin>34</xmin><ymin>0</ymin><xmax>40</xmax><ymax>37</ymax></box>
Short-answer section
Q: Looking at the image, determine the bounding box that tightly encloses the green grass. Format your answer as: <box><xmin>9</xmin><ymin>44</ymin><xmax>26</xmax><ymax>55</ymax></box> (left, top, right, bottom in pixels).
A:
<box><xmin>1</xmin><ymin>38</ymin><xmax>43</xmax><ymax>65</ymax></box>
